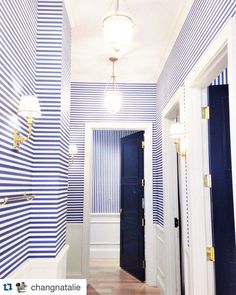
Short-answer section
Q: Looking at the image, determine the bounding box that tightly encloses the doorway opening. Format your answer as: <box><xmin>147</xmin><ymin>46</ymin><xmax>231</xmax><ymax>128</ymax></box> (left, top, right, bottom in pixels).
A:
<box><xmin>83</xmin><ymin>122</ymin><xmax>155</xmax><ymax>286</ymax></box>
<box><xmin>162</xmin><ymin>88</ymin><xmax>187</xmax><ymax>295</ymax></box>
<box><xmin>184</xmin><ymin>17</ymin><xmax>236</xmax><ymax>295</ymax></box>
<box><xmin>89</xmin><ymin>129</ymin><xmax>144</xmax><ymax>278</ymax></box>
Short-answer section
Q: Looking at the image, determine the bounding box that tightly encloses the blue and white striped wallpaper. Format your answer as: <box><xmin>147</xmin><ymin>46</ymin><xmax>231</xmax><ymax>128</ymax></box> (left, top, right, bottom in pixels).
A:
<box><xmin>69</xmin><ymin>82</ymin><xmax>157</xmax><ymax>223</ymax></box>
<box><xmin>0</xmin><ymin>0</ymin><xmax>71</xmax><ymax>278</ymax></box>
<box><xmin>211</xmin><ymin>68</ymin><xmax>228</xmax><ymax>85</ymax></box>
<box><xmin>0</xmin><ymin>0</ymin><xmax>38</xmax><ymax>278</ymax></box>
<box><xmin>155</xmin><ymin>0</ymin><xmax>236</xmax><ymax>226</ymax></box>
<box><xmin>92</xmin><ymin>130</ymin><xmax>136</xmax><ymax>213</ymax></box>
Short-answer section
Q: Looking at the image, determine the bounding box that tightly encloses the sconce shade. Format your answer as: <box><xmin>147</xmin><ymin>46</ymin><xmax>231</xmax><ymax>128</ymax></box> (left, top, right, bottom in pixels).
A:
<box><xmin>18</xmin><ymin>95</ymin><xmax>41</xmax><ymax>118</ymax></box>
<box><xmin>170</xmin><ymin>122</ymin><xmax>185</xmax><ymax>139</ymax></box>
<box><xmin>69</xmin><ymin>144</ymin><xmax>78</xmax><ymax>155</ymax></box>
<box><xmin>103</xmin><ymin>14</ymin><xmax>134</xmax><ymax>55</ymax></box>
<box><xmin>104</xmin><ymin>90</ymin><xmax>122</xmax><ymax>114</ymax></box>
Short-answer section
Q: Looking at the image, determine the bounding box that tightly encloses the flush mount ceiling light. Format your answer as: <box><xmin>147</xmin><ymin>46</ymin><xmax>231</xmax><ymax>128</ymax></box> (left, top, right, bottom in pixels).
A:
<box><xmin>104</xmin><ymin>57</ymin><xmax>122</xmax><ymax>114</ymax></box>
<box><xmin>103</xmin><ymin>0</ymin><xmax>134</xmax><ymax>56</ymax></box>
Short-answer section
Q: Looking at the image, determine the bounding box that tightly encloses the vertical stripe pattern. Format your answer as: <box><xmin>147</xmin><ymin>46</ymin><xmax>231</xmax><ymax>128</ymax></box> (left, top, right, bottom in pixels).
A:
<box><xmin>69</xmin><ymin>82</ymin><xmax>157</xmax><ymax>223</ymax></box>
<box><xmin>92</xmin><ymin>130</ymin><xmax>136</xmax><ymax>213</ymax></box>
<box><xmin>211</xmin><ymin>68</ymin><xmax>228</xmax><ymax>85</ymax></box>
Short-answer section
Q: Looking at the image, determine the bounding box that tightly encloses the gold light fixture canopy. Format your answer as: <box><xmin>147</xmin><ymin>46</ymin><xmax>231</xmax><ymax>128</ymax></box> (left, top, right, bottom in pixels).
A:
<box><xmin>103</xmin><ymin>0</ymin><xmax>134</xmax><ymax>56</ymax></box>
<box><xmin>104</xmin><ymin>57</ymin><xmax>122</xmax><ymax>114</ymax></box>
<box><xmin>13</xmin><ymin>95</ymin><xmax>41</xmax><ymax>150</ymax></box>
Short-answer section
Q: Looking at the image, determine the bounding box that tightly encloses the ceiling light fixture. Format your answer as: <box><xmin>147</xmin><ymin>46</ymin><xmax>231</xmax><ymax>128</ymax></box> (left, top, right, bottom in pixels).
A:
<box><xmin>103</xmin><ymin>0</ymin><xmax>134</xmax><ymax>56</ymax></box>
<box><xmin>104</xmin><ymin>57</ymin><xmax>122</xmax><ymax>114</ymax></box>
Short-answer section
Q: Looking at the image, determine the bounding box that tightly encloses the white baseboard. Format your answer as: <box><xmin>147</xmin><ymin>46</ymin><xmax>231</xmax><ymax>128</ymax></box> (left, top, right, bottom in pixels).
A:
<box><xmin>7</xmin><ymin>244</ymin><xmax>69</xmax><ymax>279</ymax></box>
<box><xmin>66</xmin><ymin>272</ymin><xmax>83</xmax><ymax>279</ymax></box>
<box><xmin>155</xmin><ymin>225</ymin><xmax>166</xmax><ymax>294</ymax></box>
<box><xmin>66</xmin><ymin>223</ymin><xmax>84</xmax><ymax>278</ymax></box>
<box><xmin>90</xmin><ymin>213</ymin><xmax>120</xmax><ymax>259</ymax></box>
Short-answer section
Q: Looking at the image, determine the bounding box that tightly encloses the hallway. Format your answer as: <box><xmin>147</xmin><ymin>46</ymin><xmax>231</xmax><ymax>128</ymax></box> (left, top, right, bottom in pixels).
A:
<box><xmin>87</xmin><ymin>259</ymin><xmax>160</xmax><ymax>294</ymax></box>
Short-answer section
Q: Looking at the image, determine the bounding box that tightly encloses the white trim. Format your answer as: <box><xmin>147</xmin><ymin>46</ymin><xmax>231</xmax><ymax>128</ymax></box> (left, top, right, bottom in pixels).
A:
<box><xmin>184</xmin><ymin>16</ymin><xmax>236</xmax><ymax>295</ymax></box>
<box><xmin>162</xmin><ymin>87</ymin><xmax>184</xmax><ymax>295</ymax></box>
<box><xmin>66</xmin><ymin>223</ymin><xmax>83</xmax><ymax>279</ymax></box>
<box><xmin>83</xmin><ymin>121</ymin><xmax>155</xmax><ymax>286</ymax></box>
<box><xmin>7</xmin><ymin>244</ymin><xmax>69</xmax><ymax>279</ymax></box>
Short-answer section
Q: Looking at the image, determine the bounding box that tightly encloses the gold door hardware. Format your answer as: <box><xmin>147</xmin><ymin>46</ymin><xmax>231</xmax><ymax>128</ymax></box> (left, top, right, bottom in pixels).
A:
<box><xmin>141</xmin><ymin>140</ymin><xmax>145</xmax><ymax>149</ymax></box>
<box><xmin>202</xmin><ymin>106</ymin><xmax>210</xmax><ymax>119</ymax></box>
<box><xmin>142</xmin><ymin>260</ymin><xmax>146</xmax><ymax>269</ymax></box>
<box><xmin>141</xmin><ymin>218</ymin><xmax>145</xmax><ymax>227</ymax></box>
<box><xmin>203</xmin><ymin>174</ymin><xmax>212</xmax><ymax>188</ymax></box>
<box><xmin>206</xmin><ymin>246</ymin><xmax>215</xmax><ymax>262</ymax></box>
<box><xmin>141</xmin><ymin>179</ymin><xmax>145</xmax><ymax>187</ymax></box>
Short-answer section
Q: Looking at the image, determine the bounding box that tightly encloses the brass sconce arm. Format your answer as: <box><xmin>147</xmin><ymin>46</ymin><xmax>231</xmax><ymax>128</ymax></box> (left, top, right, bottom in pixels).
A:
<box><xmin>174</xmin><ymin>138</ymin><xmax>186</xmax><ymax>157</ymax></box>
<box><xmin>13</xmin><ymin>116</ymin><xmax>33</xmax><ymax>150</ymax></box>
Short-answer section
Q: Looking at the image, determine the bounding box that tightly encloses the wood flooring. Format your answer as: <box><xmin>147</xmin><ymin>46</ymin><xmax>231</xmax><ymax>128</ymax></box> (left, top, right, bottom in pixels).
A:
<box><xmin>87</xmin><ymin>259</ymin><xmax>160</xmax><ymax>295</ymax></box>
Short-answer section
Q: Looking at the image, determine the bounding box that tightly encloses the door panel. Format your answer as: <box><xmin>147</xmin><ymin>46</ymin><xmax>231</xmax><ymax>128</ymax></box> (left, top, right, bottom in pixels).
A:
<box><xmin>120</xmin><ymin>131</ymin><xmax>145</xmax><ymax>281</ymax></box>
<box><xmin>208</xmin><ymin>85</ymin><xmax>236</xmax><ymax>295</ymax></box>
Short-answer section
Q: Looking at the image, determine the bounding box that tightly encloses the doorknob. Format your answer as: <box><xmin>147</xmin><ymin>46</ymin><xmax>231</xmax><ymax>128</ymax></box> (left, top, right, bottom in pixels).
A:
<box><xmin>174</xmin><ymin>217</ymin><xmax>179</xmax><ymax>228</ymax></box>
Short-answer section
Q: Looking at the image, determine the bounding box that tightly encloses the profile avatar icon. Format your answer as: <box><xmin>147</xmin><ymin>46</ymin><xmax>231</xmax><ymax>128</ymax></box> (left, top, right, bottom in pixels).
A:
<box><xmin>16</xmin><ymin>282</ymin><xmax>27</xmax><ymax>293</ymax></box>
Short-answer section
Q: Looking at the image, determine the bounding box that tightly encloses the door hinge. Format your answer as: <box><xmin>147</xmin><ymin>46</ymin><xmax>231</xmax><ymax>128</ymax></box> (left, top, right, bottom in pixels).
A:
<box><xmin>141</xmin><ymin>140</ymin><xmax>145</xmax><ymax>149</ymax></box>
<box><xmin>119</xmin><ymin>208</ymin><xmax>122</xmax><ymax>214</ymax></box>
<box><xmin>142</xmin><ymin>260</ymin><xmax>146</xmax><ymax>269</ymax></box>
<box><xmin>206</xmin><ymin>246</ymin><xmax>215</xmax><ymax>262</ymax></box>
<box><xmin>141</xmin><ymin>179</ymin><xmax>145</xmax><ymax>187</ymax></box>
<box><xmin>141</xmin><ymin>218</ymin><xmax>145</xmax><ymax>227</ymax></box>
<box><xmin>203</xmin><ymin>174</ymin><xmax>212</xmax><ymax>188</ymax></box>
<box><xmin>202</xmin><ymin>106</ymin><xmax>210</xmax><ymax>119</ymax></box>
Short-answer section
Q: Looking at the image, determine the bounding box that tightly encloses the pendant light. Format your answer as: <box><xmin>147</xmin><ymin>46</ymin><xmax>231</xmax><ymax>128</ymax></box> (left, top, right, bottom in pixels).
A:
<box><xmin>104</xmin><ymin>57</ymin><xmax>122</xmax><ymax>114</ymax></box>
<box><xmin>103</xmin><ymin>0</ymin><xmax>134</xmax><ymax>56</ymax></box>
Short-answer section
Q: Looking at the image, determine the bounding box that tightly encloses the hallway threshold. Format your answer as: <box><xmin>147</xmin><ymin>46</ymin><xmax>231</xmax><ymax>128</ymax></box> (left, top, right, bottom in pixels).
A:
<box><xmin>88</xmin><ymin>258</ymin><xmax>160</xmax><ymax>294</ymax></box>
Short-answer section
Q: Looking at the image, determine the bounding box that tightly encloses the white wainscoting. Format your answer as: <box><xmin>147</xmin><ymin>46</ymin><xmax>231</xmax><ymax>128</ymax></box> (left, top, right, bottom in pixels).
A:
<box><xmin>7</xmin><ymin>244</ymin><xmax>69</xmax><ymax>279</ymax></box>
<box><xmin>155</xmin><ymin>225</ymin><xmax>165</xmax><ymax>295</ymax></box>
<box><xmin>90</xmin><ymin>213</ymin><xmax>120</xmax><ymax>259</ymax></box>
<box><xmin>66</xmin><ymin>223</ymin><xmax>83</xmax><ymax>278</ymax></box>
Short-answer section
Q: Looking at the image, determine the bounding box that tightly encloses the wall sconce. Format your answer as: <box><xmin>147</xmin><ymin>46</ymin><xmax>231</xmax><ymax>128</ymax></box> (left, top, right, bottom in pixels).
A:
<box><xmin>170</xmin><ymin>122</ymin><xmax>186</xmax><ymax>157</ymax></box>
<box><xmin>13</xmin><ymin>95</ymin><xmax>41</xmax><ymax>150</ymax></box>
<box><xmin>69</xmin><ymin>144</ymin><xmax>78</xmax><ymax>166</ymax></box>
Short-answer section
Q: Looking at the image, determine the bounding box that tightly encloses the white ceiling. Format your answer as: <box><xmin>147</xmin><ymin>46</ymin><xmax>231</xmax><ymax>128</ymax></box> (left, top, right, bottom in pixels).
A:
<box><xmin>64</xmin><ymin>0</ymin><xmax>193</xmax><ymax>83</ymax></box>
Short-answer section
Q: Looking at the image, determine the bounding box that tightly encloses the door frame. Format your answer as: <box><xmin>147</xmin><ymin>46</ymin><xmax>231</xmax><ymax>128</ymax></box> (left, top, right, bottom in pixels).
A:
<box><xmin>82</xmin><ymin>122</ymin><xmax>155</xmax><ymax>285</ymax></box>
<box><xmin>162</xmin><ymin>87</ymin><xmax>186</xmax><ymax>295</ymax></box>
<box><xmin>183</xmin><ymin>17</ymin><xmax>236</xmax><ymax>295</ymax></box>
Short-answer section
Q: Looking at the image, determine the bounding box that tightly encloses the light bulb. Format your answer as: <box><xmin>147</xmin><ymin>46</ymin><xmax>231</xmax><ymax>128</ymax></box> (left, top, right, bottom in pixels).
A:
<box><xmin>104</xmin><ymin>90</ymin><xmax>122</xmax><ymax>114</ymax></box>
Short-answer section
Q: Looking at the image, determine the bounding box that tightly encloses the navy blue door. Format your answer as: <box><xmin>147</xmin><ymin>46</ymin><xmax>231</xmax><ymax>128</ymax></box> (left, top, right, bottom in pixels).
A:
<box><xmin>208</xmin><ymin>85</ymin><xmax>236</xmax><ymax>295</ymax></box>
<box><xmin>120</xmin><ymin>131</ymin><xmax>145</xmax><ymax>281</ymax></box>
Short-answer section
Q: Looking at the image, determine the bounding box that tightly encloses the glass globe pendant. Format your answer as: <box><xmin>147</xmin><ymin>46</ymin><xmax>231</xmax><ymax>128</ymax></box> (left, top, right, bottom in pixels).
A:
<box><xmin>104</xmin><ymin>57</ymin><xmax>122</xmax><ymax>114</ymax></box>
<box><xmin>103</xmin><ymin>0</ymin><xmax>134</xmax><ymax>56</ymax></box>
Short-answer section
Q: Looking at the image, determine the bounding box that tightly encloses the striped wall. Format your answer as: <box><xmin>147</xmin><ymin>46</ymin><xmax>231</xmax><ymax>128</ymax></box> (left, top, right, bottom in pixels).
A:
<box><xmin>155</xmin><ymin>0</ymin><xmax>236</xmax><ymax>226</ymax></box>
<box><xmin>0</xmin><ymin>0</ymin><xmax>38</xmax><ymax>279</ymax></box>
<box><xmin>92</xmin><ymin>130</ymin><xmax>136</xmax><ymax>213</ymax></box>
<box><xmin>0</xmin><ymin>0</ymin><xmax>71</xmax><ymax>278</ymax></box>
<box><xmin>69</xmin><ymin>82</ymin><xmax>157</xmax><ymax>223</ymax></box>
<box><xmin>211</xmin><ymin>68</ymin><xmax>228</xmax><ymax>85</ymax></box>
